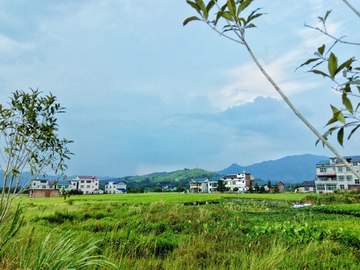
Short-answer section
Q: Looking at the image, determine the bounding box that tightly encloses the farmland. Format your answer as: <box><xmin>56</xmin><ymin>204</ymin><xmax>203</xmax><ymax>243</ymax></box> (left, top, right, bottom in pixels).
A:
<box><xmin>1</xmin><ymin>192</ymin><xmax>360</xmax><ymax>269</ymax></box>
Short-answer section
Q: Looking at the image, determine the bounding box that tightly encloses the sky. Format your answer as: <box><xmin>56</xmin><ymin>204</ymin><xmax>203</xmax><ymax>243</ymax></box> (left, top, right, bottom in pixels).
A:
<box><xmin>0</xmin><ymin>0</ymin><xmax>360</xmax><ymax>177</ymax></box>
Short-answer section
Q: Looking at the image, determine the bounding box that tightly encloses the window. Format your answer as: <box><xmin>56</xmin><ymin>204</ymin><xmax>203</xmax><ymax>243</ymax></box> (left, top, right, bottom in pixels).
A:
<box><xmin>87</xmin><ymin>185</ymin><xmax>90</xmax><ymax>188</ymax></box>
<box><xmin>80</xmin><ymin>185</ymin><xmax>84</xmax><ymax>189</ymax></box>
<box><xmin>86</xmin><ymin>180</ymin><xmax>91</xmax><ymax>183</ymax></box>
<box><xmin>41</xmin><ymin>180</ymin><xmax>47</xmax><ymax>183</ymax></box>
<box><xmin>338</xmin><ymin>166</ymin><xmax>343</xmax><ymax>172</ymax></box>
<box><xmin>326</xmin><ymin>184</ymin><xmax>336</xmax><ymax>190</ymax></box>
<box><xmin>81</xmin><ymin>181</ymin><xmax>84</xmax><ymax>183</ymax></box>
<box><xmin>340</xmin><ymin>185</ymin><xmax>345</xmax><ymax>189</ymax></box>
<box><xmin>318</xmin><ymin>176</ymin><xmax>328</xmax><ymax>181</ymax></box>
<box><xmin>232</xmin><ymin>181</ymin><xmax>236</xmax><ymax>185</ymax></box>
<box><xmin>346</xmin><ymin>167</ymin><xmax>350</xmax><ymax>171</ymax></box>
<box><xmin>347</xmin><ymin>175</ymin><xmax>352</xmax><ymax>181</ymax></box>
<box><xmin>317</xmin><ymin>184</ymin><xmax>325</xmax><ymax>191</ymax></box>
<box><xmin>42</xmin><ymin>185</ymin><xmax>46</xmax><ymax>189</ymax></box>
<box><xmin>305</xmin><ymin>187</ymin><xmax>309</xmax><ymax>191</ymax></box>
<box><xmin>320</xmin><ymin>168</ymin><xmax>327</xmax><ymax>173</ymax></box>
<box><xmin>338</xmin><ymin>176</ymin><xmax>344</xmax><ymax>181</ymax></box>
<box><xmin>356</xmin><ymin>179</ymin><xmax>360</xmax><ymax>184</ymax></box>
<box><xmin>33</xmin><ymin>183</ymin><xmax>36</xmax><ymax>186</ymax></box>
<box><xmin>212</xmin><ymin>183</ymin><xmax>217</xmax><ymax>188</ymax></box>
<box><xmin>353</xmin><ymin>162</ymin><xmax>358</xmax><ymax>166</ymax></box>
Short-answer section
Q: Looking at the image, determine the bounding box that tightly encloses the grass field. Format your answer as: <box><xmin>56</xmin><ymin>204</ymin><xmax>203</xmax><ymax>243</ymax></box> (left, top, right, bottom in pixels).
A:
<box><xmin>17</xmin><ymin>192</ymin><xmax>307</xmax><ymax>205</ymax></box>
<box><xmin>1</xmin><ymin>192</ymin><xmax>360</xmax><ymax>269</ymax></box>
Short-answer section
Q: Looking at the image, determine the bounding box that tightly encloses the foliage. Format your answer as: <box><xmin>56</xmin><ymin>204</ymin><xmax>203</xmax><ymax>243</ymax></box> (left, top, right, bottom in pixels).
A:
<box><xmin>0</xmin><ymin>89</ymin><xmax>72</xmax><ymax>227</ymax></box>
<box><xmin>20</xmin><ymin>230</ymin><xmax>115</xmax><ymax>270</ymax></box>
<box><xmin>176</xmin><ymin>185</ymin><xmax>185</xmax><ymax>192</ymax></box>
<box><xmin>217</xmin><ymin>179</ymin><xmax>227</xmax><ymax>192</ymax></box>
<box><xmin>267</xmin><ymin>180</ymin><xmax>272</xmax><ymax>190</ymax></box>
<box><xmin>254</xmin><ymin>182</ymin><xmax>259</xmax><ymax>192</ymax></box>
<box><xmin>274</xmin><ymin>183</ymin><xmax>280</xmax><ymax>193</ymax></box>
<box><xmin>2</xmin><ymin>194</ymin><xmax>360</xmax><ymax>268</ymax></box>
<box><xmin>298</xmin><ymin>10</ymin><xmax>360</xmax><ymax>146</ymax></box>
<box><xmin>183</xmin><ymin>0</ymin><xmax>360</xmax><ymax>179</ymax></box>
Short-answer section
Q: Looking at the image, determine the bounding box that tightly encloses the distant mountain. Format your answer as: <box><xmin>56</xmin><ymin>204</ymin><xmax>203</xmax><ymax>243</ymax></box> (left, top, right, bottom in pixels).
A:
<box><xmin>216</xmin><ymin>154</ymin><xmax>328</xmax><ymax>183</ymax></box>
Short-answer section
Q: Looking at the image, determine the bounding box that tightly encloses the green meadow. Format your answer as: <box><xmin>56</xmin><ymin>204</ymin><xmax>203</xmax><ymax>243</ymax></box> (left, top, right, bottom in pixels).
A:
<box><xmin>1</xmin><ymin>192</ymin><xmax>360</xmax><ymax>269</ymax></box>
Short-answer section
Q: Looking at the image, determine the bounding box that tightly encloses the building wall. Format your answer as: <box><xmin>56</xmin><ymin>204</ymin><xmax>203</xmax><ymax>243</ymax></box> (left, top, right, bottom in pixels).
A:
<box><xmin>315</xmin><ymin>157</ymin><xmax>360</xmax><ymax>193</ymax></box>
<box><xmin>72</xmin><ymin>177</ymin><xmax>99</xmax><ymax>194</ymax></box>
<box><xmin>105</xmin><ymin>181</ymin><xmax>127</xmax><ymax>194</ymax></box>
<box><xmin>29</xmin><ymin>189</ymin><xmax>59</xmax><ymax>198</ymax></box>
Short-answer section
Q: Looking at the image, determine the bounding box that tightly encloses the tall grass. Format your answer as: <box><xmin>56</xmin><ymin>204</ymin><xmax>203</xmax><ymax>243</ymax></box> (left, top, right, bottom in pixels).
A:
<box><xmin>1</xmin><ymin>194</ymin><xmax>360</xmax><ymax>269</ymax></box>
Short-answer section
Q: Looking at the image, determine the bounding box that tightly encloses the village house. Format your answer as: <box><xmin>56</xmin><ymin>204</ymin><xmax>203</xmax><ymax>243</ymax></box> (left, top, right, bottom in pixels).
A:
<box><xmin>315</xmin><ymin>156</ymin><xmax>360</xmax><ymax>193</ymax></box>
<box><xmin>28</xmin><ymin>179</ymin><xmax>59</xmax><ymax>198</ymax></box>
<box><xmin>221</xmin><ymin>172</ymin><xmax>254</xmax><ymax>192</ymax></box>
<box><xmin>295</xmin><ymin>181</ymin><xmax>316</xmax><ymax>193</ymax></box>
<box><xmin>105</xmin><ymin>180</ymin><xmax>127</xmax><ymax>194</ymax></box>
<box><xmin>189</xmin><ymin>174</ymin><xmax>255</xmax><ymax>193</ymax></box>
<box><xmin>71</xmin><ymin>176</ymin><xmax>100</xmax><ymax>194</ymax></box>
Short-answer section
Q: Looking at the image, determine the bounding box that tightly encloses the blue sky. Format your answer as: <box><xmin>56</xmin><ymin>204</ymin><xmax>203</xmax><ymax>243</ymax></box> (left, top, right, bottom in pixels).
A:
<box><xmin>1</xmin><ymin>0</ymin><xmax>359</xmax><ymax>177</ymax></box>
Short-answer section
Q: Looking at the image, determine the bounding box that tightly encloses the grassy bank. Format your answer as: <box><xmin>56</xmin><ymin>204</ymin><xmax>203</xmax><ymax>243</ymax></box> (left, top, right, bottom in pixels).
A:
<box><xmin>1</xmin><ymin>193</ymin><xmax>360</xmax><ymax>269</ymax></box>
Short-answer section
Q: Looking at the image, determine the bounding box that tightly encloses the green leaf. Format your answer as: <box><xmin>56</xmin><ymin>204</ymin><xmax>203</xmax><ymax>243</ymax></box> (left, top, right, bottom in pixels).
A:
<box><xmin>318</xmin><ymin>44</ymin><xmax>325</xmax><ymax>55</ymax></box>
<box><xmin>328</xmin><ymin>52</ymin><xmax>338</xmax><ymax>79</ymax></box>
<box><xmin>342</xmin><ymin>93</ymin><xmax>353</xmax><ymax>115</ymax></box>
<box><xmin>218</xmin><ymin>11</ymin><xmax>234</xmax><ymax>21</ymax></box>
<box><xmin>348</xmin><ymin>125</ymin><xmax>360</xmax><ymax>140</ymax></box>
<box><xmin>206</xmin><ymin>0</ymin><xmax>215</xmax><ymax>13</ymax></box>
<box><xmin>337</xmin><ymin>127</ymin><xmax>344</xmax><ymax>146</ymax></box>
<box><xmin>183</xmin><ymin>16</ymin><xmax>201</xmax><ymax>26</ymax></box>
<box><xmin>309</xmin><ymin>70</ymin><xmax>330</xmax><ymax>78</ymax></box>
<box><xmin>186</xmin><ymin>1</ymin><xmax>201</xmax><ymax>15</ymax></box>
<box><xmin>195</xmin><ymin>0</ymin><xmax>208</xmax><ymax>19</ymax></box>
<box><xmin>297</xmin><ymin>58</ymin><xmax>320</xmax><ymax>70</ymax></box>
<box><xmin>331</xmin><ymin>105</ymin><xmax>346</xmax><ymax>124</ymax></box>
<box><xmin>237</xmin><ymin>0</ymin><xmax>253</xmax><ymax>16</ymax></box>
<box><xmin>214</xmin><ymin>3</ymin><xmax>228</xmax><ymax>25</ymax></box>
<box><xmin>324</xmin><ymin>10</ymin><xmax>332</xmax><ymax>22</ymax></box>
<box><xmin>228</xmin><ymin>0</ymin><xmax>236</xmax><ymax>17</ymax></box>
<box><xmin>335</xmin><ymin>58</ymin><xmax>355</xmax><ymax>76</ymax></box>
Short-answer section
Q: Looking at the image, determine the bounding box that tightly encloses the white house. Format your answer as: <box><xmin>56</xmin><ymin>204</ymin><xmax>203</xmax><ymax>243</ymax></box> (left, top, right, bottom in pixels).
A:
<box><xmin>295</xmin><ymin>181</ymin><xmax>316</xmax><ymax>193</ymax></box>
<box><xmin>221</xmin><ymin>173</ymin><xmax>254</xmax><ymax>192</ymax></box>
<box><xmin>315</xmin><ymin>156</ymin><xmax>360</xmax><ymax>193</ymax></box>
<box><xmin>30</xmin><ymin>179</ymin><xmax>56</xmax><ymax>189</ymax></box>
<box><xmin>105</xmin><ymin>180</ymin><xmax>127</xmax><ymax>194</ymax></box>
<box><xmin>71</xmin><ymin>176</ymin><xmax>100</xmax><ymax>194</ymax></box>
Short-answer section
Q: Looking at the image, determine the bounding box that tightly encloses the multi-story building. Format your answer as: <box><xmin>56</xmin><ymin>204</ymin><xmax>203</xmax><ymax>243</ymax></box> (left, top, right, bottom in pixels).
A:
<box><xmin>221</xmin><ymin>172</ymin><xmax>254</xmax><ymax>192</ymax></box>
<box><xmin>71</xmin><ymin>176</ymin><xmax>100</xmax><ymax>194</ymax></box>
<box><xmin>189</xmin><ymin>174</ymin><xmax>254</xmax><ymax>193</ymax></box>
<box><xmin>315</xmin><ymin>156</ymin><xmax>360</xmax><ymax>193</ymax></box>
<box><xmin>56</xmin><ymin>180</ymin><xmax>73</xmax><ymax>194</ymax></box>
<box><xmin>30</xmin><ymin>179</ymin><xmax>56</xmax><ymax>189</ymax></box>
<box><xmin>105</xmin><ymin>180</ymin><xmax>127</xmax><ymax>194</ymax></box>
<box><xmin>28</xmin><ymin>179</ymin><xmax>59</xmax><ymax>198</ymax></box>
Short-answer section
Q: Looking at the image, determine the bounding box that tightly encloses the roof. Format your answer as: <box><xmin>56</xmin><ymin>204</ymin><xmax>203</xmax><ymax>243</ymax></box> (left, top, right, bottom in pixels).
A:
<box><xmin>337</xmin><ymin>156</ymin><xmax>360</xmax><ymax>162</ymax></box>
<box><xmin>209</xmin><ymin>176</ymin><xmax>221</xmax><ymax>182</ymax></box>
<box><xmin>221</xmin><ymin>174</ymin><xmax>245</xmax><ymax>179</ymax></box>
<box><xmin>191</xmin><ymin>178</ymin><xmax>207</xmax><ymax>183</ymax></box>
<box><xmin>316</xmin><ymin>160</ymin><xmax>330</xmax><ymax>165</ymax></box>
<box><xmin>301</xmin><ymin>181</ymin><xmax>315</xmax><ymax>187</ymax></box>
<box><xmin>57</xmin><ymin>180</ymin><xmax>71</xmax><ymax>185</ymax></box>
<box><xmin>76</xmin><ymin>176</ymin><xmax>99</xmax><ymax>180</ymax></box>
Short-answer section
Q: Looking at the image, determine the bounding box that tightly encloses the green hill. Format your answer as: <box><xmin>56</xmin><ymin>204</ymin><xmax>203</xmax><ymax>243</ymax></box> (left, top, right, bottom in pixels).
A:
<box><xmin>100</xmin><ymin>168</ymin><xmax>217</xmax><ymax>190</ymax></box>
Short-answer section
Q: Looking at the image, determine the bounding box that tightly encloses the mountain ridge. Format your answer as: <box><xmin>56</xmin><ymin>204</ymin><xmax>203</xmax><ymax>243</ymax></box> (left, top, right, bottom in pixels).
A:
<box><xmin>216</xmin><ymin>153</ymin><xmax>327</xmax><ymax>183</ymax></box>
